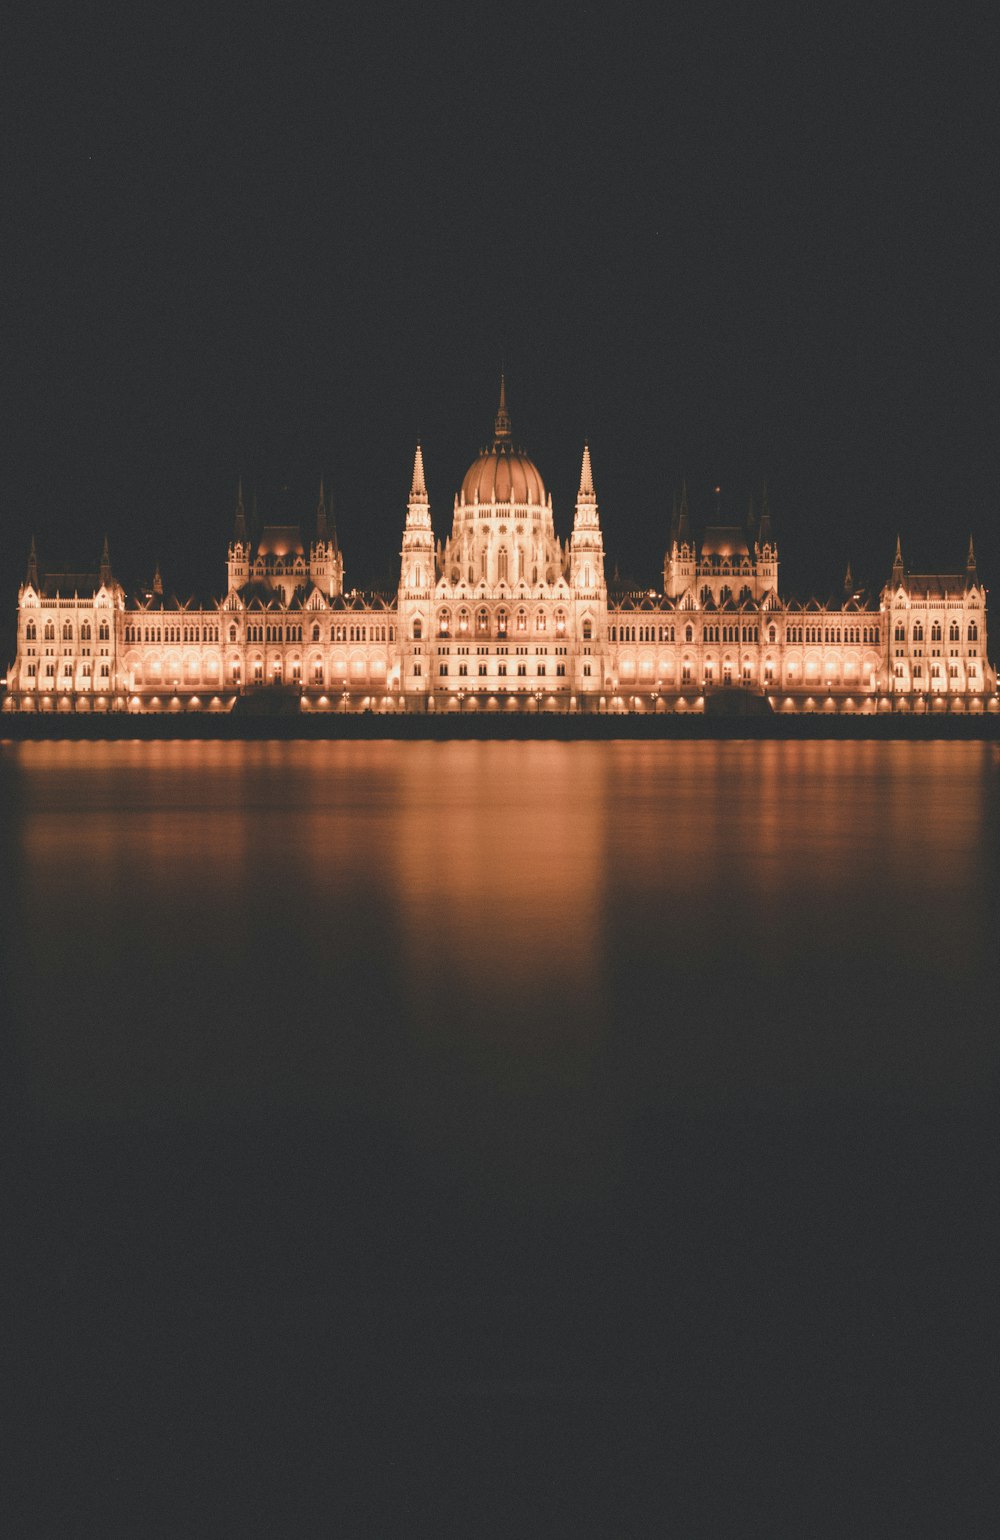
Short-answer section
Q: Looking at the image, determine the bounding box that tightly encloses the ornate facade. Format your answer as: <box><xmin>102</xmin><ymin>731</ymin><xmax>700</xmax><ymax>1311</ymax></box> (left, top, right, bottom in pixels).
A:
<box><xmin>4</xmin><ymin>383</ymin><xmax>996</xmax><ymax>713</ymax></box>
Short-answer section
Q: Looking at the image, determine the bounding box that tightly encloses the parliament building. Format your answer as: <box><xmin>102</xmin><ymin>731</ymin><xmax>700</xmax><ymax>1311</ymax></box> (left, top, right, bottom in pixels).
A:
<box><xmin>4</xmin><ymin>382</ymin><xmax>996</xmax><ymax>714</ymax></box>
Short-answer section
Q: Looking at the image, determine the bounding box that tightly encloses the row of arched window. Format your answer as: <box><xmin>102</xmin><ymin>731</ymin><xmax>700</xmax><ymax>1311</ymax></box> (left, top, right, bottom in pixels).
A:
<box><xmin>421</xmin><ymin>607</ymin><xmax>571</xmax><ymax>639</ymax></box>
<box><xmin>895</xmin><ymin>621</ymin><xmax>976</xmax><ymax>643</ymax></box>
<box><xmin>26</xmin><ymin>618</ymin><xmax>110</xmax><ymax>643</ymax></box>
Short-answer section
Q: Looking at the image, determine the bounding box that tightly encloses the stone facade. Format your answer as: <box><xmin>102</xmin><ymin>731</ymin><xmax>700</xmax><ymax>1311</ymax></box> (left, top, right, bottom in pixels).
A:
<box><xmin>4</xmin><ymin>387</ymin><xmax>996</xmax><ymax>713</ymax></box>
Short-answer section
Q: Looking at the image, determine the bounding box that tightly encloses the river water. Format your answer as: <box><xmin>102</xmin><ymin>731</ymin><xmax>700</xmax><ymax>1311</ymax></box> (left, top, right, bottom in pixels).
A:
<box><xmin>3</xmin><ymin>741</ymin><xmax>998</xmax><ymax>1535</ymax></box>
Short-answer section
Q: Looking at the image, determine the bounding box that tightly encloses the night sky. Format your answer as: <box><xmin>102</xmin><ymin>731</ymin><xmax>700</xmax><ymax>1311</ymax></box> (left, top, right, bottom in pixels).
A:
<box><xmin>4</xmin><ymin>5</ymin><xmax>998</xmax><ymax>645</ymax></box>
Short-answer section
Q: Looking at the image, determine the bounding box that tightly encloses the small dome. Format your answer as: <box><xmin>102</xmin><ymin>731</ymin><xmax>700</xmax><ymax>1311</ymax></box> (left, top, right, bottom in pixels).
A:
<box><xmin>459</xmin><ymin>375</ymin><xmax>546</xmax><ymax>506</ymax></box>
<box><xmin>461</xmin><ymin>446</ymin><xmax>546</xmax><ymax>506</ymax></box>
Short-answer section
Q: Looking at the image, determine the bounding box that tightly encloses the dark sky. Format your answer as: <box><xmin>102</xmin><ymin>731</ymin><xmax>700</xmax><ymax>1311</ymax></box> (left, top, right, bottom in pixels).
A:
<box><xmin>4</xmin><ymin>3</ymin><xmax>998</xmax><ymax>634</ymax></box>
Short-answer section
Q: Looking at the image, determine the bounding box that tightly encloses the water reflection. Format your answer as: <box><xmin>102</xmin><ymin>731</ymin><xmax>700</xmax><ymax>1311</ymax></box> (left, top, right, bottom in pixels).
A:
<box><xmin>3</xmin><ymin>740</ymin><xmax>998</xmax><ymax>1147</ymax></box>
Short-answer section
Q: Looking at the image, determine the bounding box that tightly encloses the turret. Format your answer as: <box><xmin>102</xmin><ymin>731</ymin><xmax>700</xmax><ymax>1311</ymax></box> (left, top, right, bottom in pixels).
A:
<box><xmin>966</xmin><ymin>534</ymin><xmax>978</xmax><ymax>588</ymax></box>
<box><xmin>310</xmin><ymin>479</ymin><xmax>344</xmax><ymax>597</ymax></box>
<box><xmin>227</xmin><ymin>481</ymin><xmax>250</xmax><ymax>593</ymax></box>
<box><xmin>570</xmin><ymin>442</ymin><xmax>605</xmax><ymax>584</ymax></box>
<box><xmin>892</xmin><ymin>534</ymin><xmax>904</xmax><ymax>588</ymax></box>
<box><xmin>26</xmin><ymin>536</ymin><xmax>38</xmax><ymax>589</ymax></box>
<box><xmin>664</xmin><ymin>484</ymin><xmax>694</xmax><ymax>598</ymax></box>
<box><xmin>100</xmin><ymin>535</ymin><xmax>112</xmax><ymax>588</ymax></box>
<box><xmin>568</xmin><ymin>442</ymin><xmax>607</xmax><ymax>696</ymax></box>
<box><xmin>755</xmin><ymin>483</ymin><xmax>778</xmax><ymax>595</ymax></box>
<box><xmin>398</xmin><ymin>441</ymin><xmax>435</xmax><ymax>702</ymax></box>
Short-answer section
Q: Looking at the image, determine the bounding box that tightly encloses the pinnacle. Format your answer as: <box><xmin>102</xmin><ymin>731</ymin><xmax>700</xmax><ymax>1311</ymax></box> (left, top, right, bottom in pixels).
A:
<box><xmin>578</xmin><ymin>441</ymin><xmax>595</xmax><ymax>499</ymax></box>
<box><xmin>410</xmin><ymin>441</ymin><xmax>427</xmax><ymax>499</ymax></box>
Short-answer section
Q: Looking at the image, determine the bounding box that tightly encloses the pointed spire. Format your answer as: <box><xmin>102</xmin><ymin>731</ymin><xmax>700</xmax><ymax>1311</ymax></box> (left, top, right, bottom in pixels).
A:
<box><xmin>677</xmin><ymin>481</ymin><xmax>691</xmax><ymax>545</ymax></box>
<box><xmin>757</xmin><ymin>481</ymin><xmax>772</xmax><ymax>546</ymax></box>
<box><xmin>843</xmin><ymin>560</ymin><xmax>854</xmax><ymax>597</ymax></box>
<box><xmin>26</xmin><ymin>535</ymin><xmax>38</xmax><ymax>587</ymax></box>
<box><xmin>578</xmin><ymin>442</ymin><xmax>595</xmax><ymax>500</ymax></box>
<box><xmin>316</xmin><ymin>477</ymin><xmax>328</xmax><ymax>540</ymax></box>
<box><xmin>100</xmin><ymin>534</ymin><xmax>111</xmax><ymax>586</ymax></box>
<box><xmin>669</xmin><ymin>489</ymin><xmax>679</xmax><ymax>546</ymax></box>
<box><xmin>153</xmin><ymin>561</ymin><xmax>163</xmax><ymax>597</ymax></box>
<box><xmin>746</xmin><ymin>493</ymin><xmax>756</xmax><ymax>534</ymax></box>
<box><xmin>967</xmin><ymin>533</ymin><xmax>977</xmax><ymax>570</ymax></box>
<box><xmin>233</xmin><ymin>479</ymin><xmax>248</xmax><ymax>544</ymax></box>
<box><xmin>493</xmin><ymin>373</ymin><xmax>512</xmax><ymax>445</ymax></box>
<box><xmin>892</xmin><ymin>534</ymin><xmax>904</xmax><ymax>585</ymax></box>
<box><xmin>410</xmin><ymin>441</ymin><xmax>427</xmax><ymax>500</ymax></box>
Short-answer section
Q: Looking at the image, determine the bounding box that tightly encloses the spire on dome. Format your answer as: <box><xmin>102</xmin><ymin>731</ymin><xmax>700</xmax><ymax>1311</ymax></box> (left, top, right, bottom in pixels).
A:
<box><xmin>100</xmin><ymin>534</ymin><xmax>111</xmax><ymax>586</ymax></box>
<box><xmin>578</xmin><ymin>442</ymin><xmax>595</xmax><ymax>500</ymax></box>
<box><xmin>153</xmin><ymin>561</ymin><xmax>163</xmax><ymax>597</ymax></box>
<box><xmin>493</xmin><ymin>373</ymin><xmax>512</xmax><ymax>445</ymax></box>
<box><xmin>26</xmin><ymin>535</ymin><xmax>38</xmax><ymax>587</ymax></box>
<box><xmin>892</xmin><ymin>534</ymin><xmax>904</xmax><ymax>585</ymax></box>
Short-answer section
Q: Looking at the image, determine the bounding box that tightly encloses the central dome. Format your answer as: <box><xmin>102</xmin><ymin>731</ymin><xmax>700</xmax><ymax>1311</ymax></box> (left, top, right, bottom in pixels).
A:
<box><xmin>459</xmin><ymin>378</ymin><xmax>546</xmax><ymax>506</ymax></box>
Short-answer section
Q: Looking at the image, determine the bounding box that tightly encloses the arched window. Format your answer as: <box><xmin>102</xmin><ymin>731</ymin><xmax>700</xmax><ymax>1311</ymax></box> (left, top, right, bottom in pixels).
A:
<box><xmin>700</xmin><ymin>586</ymin><xmax>712</xmax><ymax>604</ymax></box>
<box><xmin>555</xmin><ymin>609</ymin><xmax>566</xmax><ymax>635</ymax></box>
<box><xmin>312</xmin><ymin>623</ymin><xmax>320</xmax><ymax>642</ymax></box>
<box><xmin>26</xmin><ymin>620</ymin><xmax>36</xmax><ymax>640</ymax></box>
<box><xmin>228</xmin><ymin>624</ymin><xmax>237</xmax><ymax>643</ymax></box>
<box><xmin>768</xmin><ymin>625</ymin><xmax>776</xmax><ymax>643</ymax></box>
<box><xmin>438</xmin><ymin>609</ymin><xmax>450</xmax><ymax>636</ymax></box>
<box><xmin>685</xmin><ymin>624</ymin><xmax>693</xmax><ymax>643</ymax></box>
<box><xmin>968</xmin><ymin>621</ymin><xmax>979</xmax><ymax>642</ymax></box>
<box><xmin>496</xmin><ymin>608</ymin><xmax>508</xmax><ymax>636</ymax></box>
<box><xmin>44</xmin><ymin>620</ymin><xmax>55</xmax><ymax>641</ymax></box>
<box><xmin>498</xmin><ymin>548</ymin><xmax>508</xmax><ymax>583</ymax></box>
<box><xmin>476</xmin><ymin>607</ymin><xmax>489</xmax><ymax>634</ymax></box>
<box><xmin>458</xmin><ymin>608</ymin><xmax>469</xmax><ymax>633</ymax></box>
<box><xmin>913</xmin><ymin>622</ymin><xmax>924</xmax><ymax>641</ymax></box>
<box><xmin>894</xmin><ymin>624</ymin><xmax>905</xmax><ymax>642</ymax></box>
<box><xmin>62</xmin><ymin>621</ymin><xmax>73</xmax><ymax>641</ymax></box>
<box><xmin>931</xmin><ymin>621</ymin><xmax>942</xmax><ymax>642</ymax></box>
<box><xmin>81</xmin><ymin>621</ymin><xmax>91</xmax><ymax>640</ymax></box>
<box><xmin>582</xmin><ymin>619</ymin><xmax>593</xmax><ymax>641</ymax></box>
<box><xmin>536</xmin><ymin>610</ymin><xmax>547</xmax><ymax>632</ymax></box>
<box><xmin>516</xmin><ymin>608</ymin><xmax>527</xmax><ymax>632</ymax></box>
<box><xmin>949</xmin><ymin>621</ymin><xmax>960</xmax><ymax>641</ymax></box>
<box><xmin>99</xmin><ymin>621</ymin><xmax>109</xmax><ymax>642</ymax></box>
<box><xmin>412</xmin><ymin>618</ymin><xmax>423</xmax><ymax>641</ymax></box>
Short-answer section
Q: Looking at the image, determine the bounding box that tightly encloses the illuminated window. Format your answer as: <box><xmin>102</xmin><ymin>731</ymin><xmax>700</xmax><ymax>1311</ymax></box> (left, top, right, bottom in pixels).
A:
<box><xmin>516</xmin><ymin>609</ymin><xmax>527</xmax><ymax>632</ymax></box>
